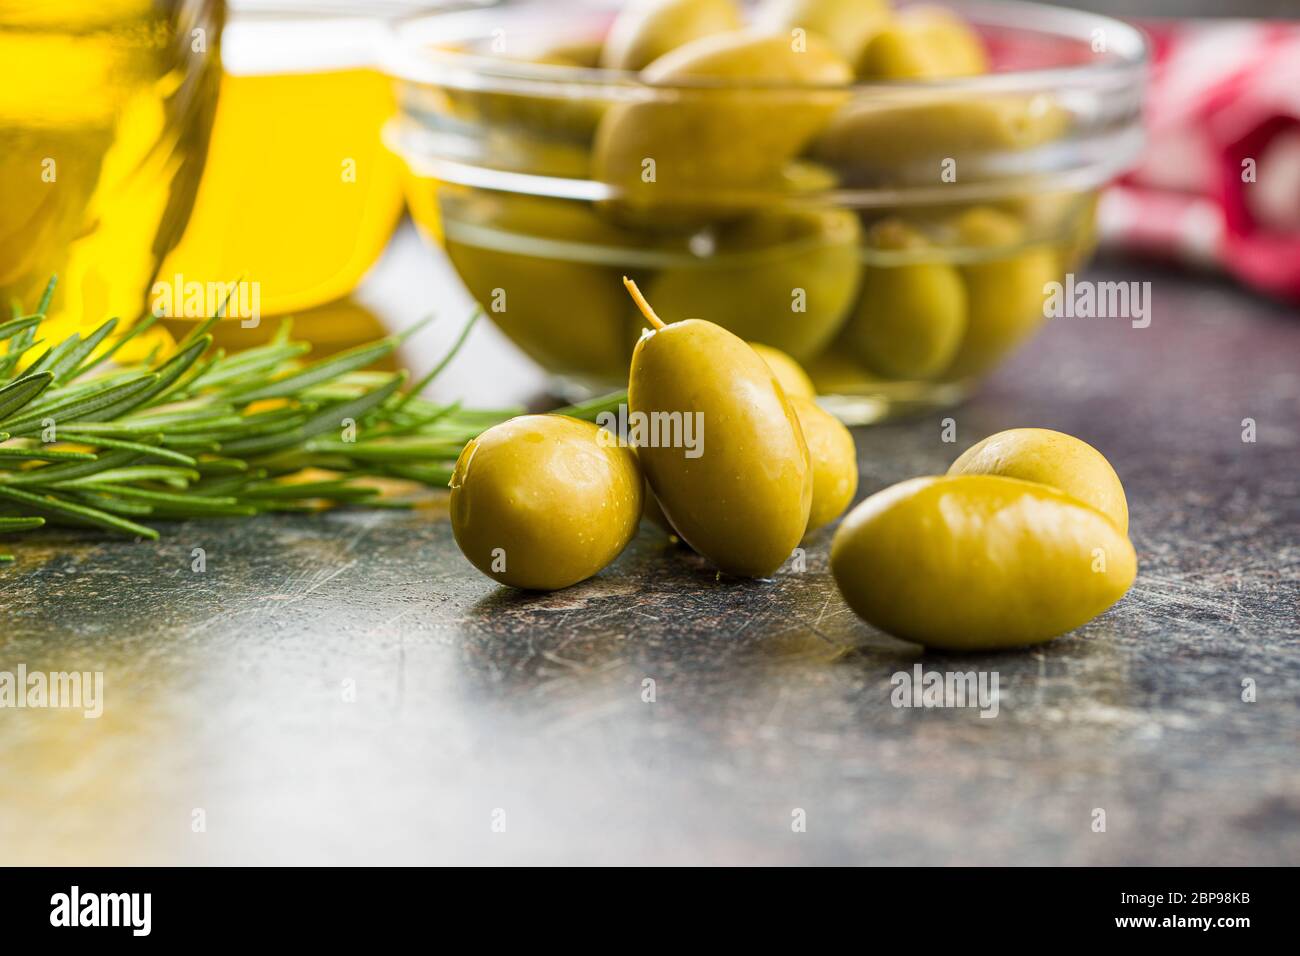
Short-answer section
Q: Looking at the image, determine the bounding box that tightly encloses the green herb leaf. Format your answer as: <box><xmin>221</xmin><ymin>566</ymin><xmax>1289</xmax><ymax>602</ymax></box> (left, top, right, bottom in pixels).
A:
<box><xmin>0</xmin><ymin>372</ymin><xmax>54</xmax><ymax>420</ymax></box>
<box><xmin>0</xmin><ymin>276</ymin><xmax>542</xmax><ymax>557</ymax></box>
<box><xmin>0</xmin><ymin>485</ymin><xmax>159</xmax><ymax>539</ymax></box>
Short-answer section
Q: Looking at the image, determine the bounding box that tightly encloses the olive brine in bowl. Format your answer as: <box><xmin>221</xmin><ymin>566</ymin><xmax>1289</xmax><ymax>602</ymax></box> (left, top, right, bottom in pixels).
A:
<box><xmin>385</xmin><ymin>0</ymin><xmax>1146</xmax><ymax>421</ymax></box>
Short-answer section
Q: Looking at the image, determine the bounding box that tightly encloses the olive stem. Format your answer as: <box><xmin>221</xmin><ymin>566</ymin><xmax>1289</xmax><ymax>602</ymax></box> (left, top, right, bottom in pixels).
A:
<box><xmin>623</xmin><ymin>276</ymin><xmax>665</xmax><ymax>331</ymax></box>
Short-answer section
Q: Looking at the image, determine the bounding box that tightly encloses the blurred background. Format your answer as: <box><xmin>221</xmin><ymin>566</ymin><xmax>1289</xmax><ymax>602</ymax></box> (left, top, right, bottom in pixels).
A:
<box><xmin>1</xmin><ymin>0</ymin><xmax>1296</xmax><ymax>411</ymax></box>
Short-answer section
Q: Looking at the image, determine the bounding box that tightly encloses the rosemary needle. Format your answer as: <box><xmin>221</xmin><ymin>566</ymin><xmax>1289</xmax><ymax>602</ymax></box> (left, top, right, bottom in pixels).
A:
<box><xmin>0</xmin><ymin>279</ymin><xmax>627</xmax><ymax>561</ymax></box>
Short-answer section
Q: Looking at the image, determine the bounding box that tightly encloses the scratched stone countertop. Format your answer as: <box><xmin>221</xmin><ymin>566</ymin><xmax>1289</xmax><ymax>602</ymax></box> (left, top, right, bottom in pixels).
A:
<box><xmin>0</xmin><ymin>241</ymin><xmax>1297</xmax><ymax>866</ymax></box>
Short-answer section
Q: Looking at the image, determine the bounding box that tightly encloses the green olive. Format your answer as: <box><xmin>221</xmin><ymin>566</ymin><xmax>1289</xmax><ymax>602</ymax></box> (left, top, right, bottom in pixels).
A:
<box><xmin>442</xmin><ymin>192</ymin><xmax>638</xmax><ymax>381</ymax></box>
<box><xmin>856</xmin><ymin>7</ymin><xmax>987</xmax><ymax>79</ymax></box>
<box><xmin>997</xmin><ymin>189</ymin><xmax>1101</xmax><ymax>272</ymax></box>
<box><xmin>600</xmin><ymin>0</ymin><xmax>743</xmax><ymax>72</ymax></box>
<box><xmin>756</xmin><ymin>0</ymin><xmax>892</xmax><ymax>62</ymax></box>
<box><xmin>790</xmin><ymin>395</ymin><xmax>858</xmax><ymax>533</ymax></box>
<box><xmin>943</xmin><ymin>206</ymin><xmax>1060</xmax><ymax>381</ymax></box>
<box><xmin>643</xmin><ymin>204</ymin><xmax>861</xmax><ymax>360</ymax></box>
<box><xmin>1002</xmin><ymin>190</ymin><xmax>1100</xmax><ymax>274</ymax></box>
<box><xmin>831</xmin><ymin>474</ymin><xmax>1137</xmax><ymax>649</ymax></box>
<box><xmin>1058</xmin><ymin>193</ymin><xmax>1100</xmax><ymax>273</ymax></box>
<box><xmin>639</xmin><ymin>481</ymin><xmax>697</xmax><ymax>552</ymax></box>
<box><xmin>948</xmin><ymin>428</ymin><xmax>1129</xmax><ymax>533</ymax></box>
<box><xmin>779</xmin><ymin>158</ymin><xmax>841</xmax><ymax>194</ymax></box>
<box><xmin>470</xmin><ymin>131</ymin><xmax>593</xmax><ymax>180</ymax></box>
<box><xmin>449</xmin><ymin>415</ymin><xmax>644</xmax><ymax>591</ymax></box>
<box><xmin>642</xmin><ymin>488</ymin><xmax>703</xmax><ymax>550</ymax></box>
<box><xmin>804</xmin><ymin>352</ymin><xmax>885</xmax><ymax>394</ymax></box>
<box><xmin>842</xmin><ymin>219</ymin><xmax>967</xmax><ymax>380</ymax></box>
<box><xmin>535</xmin><ymin>38</ymin><xmax>606</xmax><ymax>66</ymax></box>
<box><xmin>640</xmin><ymin>479</ymin><xmax>676</xmax><ymax>533</ymax></box>
<box><xmin>813</xmin><ymin>95</ymin><xmax>1069</xmax><ymax>180</ymax></box>
<box><xmin>444</xmin><ymin>40</ymin><xmax>607</xmax><ymax>142</ymax></box>
<box><xmin>998</xmin><ymin>190</ymin><xmax>1085</xmax><ymax>240</ymax></box>
<box><xmin>626</xmin><ymin>279</ymin><xmax>813</xmax><ymax>577</ymax></box>
<box><xmin>593</xmin><ymin>30</ymin><xmax>853</xmax><ymax>229</ymax></box>
<box><xmin>750</xmin><ymin>342</ymin><xmax>816</xmax><ymax>399</ymax></box>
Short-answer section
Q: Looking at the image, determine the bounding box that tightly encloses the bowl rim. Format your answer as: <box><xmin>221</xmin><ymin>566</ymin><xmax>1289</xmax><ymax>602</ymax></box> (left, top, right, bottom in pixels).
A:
<box><xmin>383</xmin><ymin>0</ymin><xmax>1149</xmax><ymax>94</ymax></box>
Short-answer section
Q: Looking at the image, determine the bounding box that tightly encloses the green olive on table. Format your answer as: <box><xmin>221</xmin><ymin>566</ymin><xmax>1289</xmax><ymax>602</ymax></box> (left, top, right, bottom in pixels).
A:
<box><xmin>640</xmin><ymin>480</ymin><xmax>697</xmax><ymax>551</ymax></box>
<box><xmin>831</xmin><ymin>474</ymin><xmax>1137</xmax><ymax>650</ymax></box>
<box><xmin>640</xmin><ymin>479</ymin><xmax>679</xmax><ymax>535</ymax></box>
<box><xmin>948</xmin><ymin>427</ymin><xmax>1129</xmax><ymax>533</ymax></box>
<box><xmin>942</xmin><ymin>205</ymin><xmax>1061</xmax><ymax>381</ymax></box>
<box><xmin>855</xmin><ymin>6</ymin><xmax>987</xmax><ymax>79</ymax></box>
<box><xmin>625</xmin><ymin>278</ymin><xmax>813</xmax><ymax>577</ymax></box>
<box><xmin>756</xmin><ymin>0</ymin><xmax>893</xmax><ymax>63</ymax></box>
<box><xmin>750</xmin><ymin>342</ymin><xmax>816</xmax><ymax>399</ymax></box>
<box><xmin>643</xmin><ymin>204</ymin><xmax>861</xmax><ymax>360</ymax></box>
<box><xmin>600</xmin><ymin>0</ymin><xmax>743</xmax><ymax>71</ymax></box>
<box><xmin>789</xmin><ymin>395</ymin><xmax>858</xmax><ymax>533</ymax></box>
<box><xmin>442</xmin><ymin>192</ymin><xmax>639</xmax><ymax>381</ymax></box>
<box><xmin>449</xmin><ymin>415</ymin><xmax>643</xmax><ymax>591</ymax></box>
<box><xmin>593</xmin><ymin>30</ymin><xmax>854</xmax><ymax>229</ymax></box>
<box><xmin>841</xmin><ymin>218</ymin><xmax>967</xmax><ymax>380</ymax></box>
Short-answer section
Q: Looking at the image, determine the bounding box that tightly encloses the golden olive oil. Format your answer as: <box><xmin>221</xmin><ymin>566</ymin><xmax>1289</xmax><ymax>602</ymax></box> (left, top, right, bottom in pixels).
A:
<box><xmin>0</xmin><ymin>0</ymin><xmax>223</xmax><ymax>347</ymax></box>
<box><xmin>161</xmin><ymin>15</ymin><xmax>404</xmax><ymax>321</ymax></box>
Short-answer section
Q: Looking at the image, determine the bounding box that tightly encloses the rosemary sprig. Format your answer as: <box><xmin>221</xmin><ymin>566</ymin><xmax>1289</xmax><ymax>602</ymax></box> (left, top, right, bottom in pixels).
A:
<box><xmin>0</xmin><ymin>281</ymin><xmax>626</xmax><ymax>562</ymax></box>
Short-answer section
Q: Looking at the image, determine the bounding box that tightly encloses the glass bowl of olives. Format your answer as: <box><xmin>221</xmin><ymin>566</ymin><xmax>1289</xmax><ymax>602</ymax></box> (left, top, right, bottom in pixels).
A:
<box><xmin>384</xmin><ymin>0</ymin><xmax>1147</xmax><ymax>421</ymax></box>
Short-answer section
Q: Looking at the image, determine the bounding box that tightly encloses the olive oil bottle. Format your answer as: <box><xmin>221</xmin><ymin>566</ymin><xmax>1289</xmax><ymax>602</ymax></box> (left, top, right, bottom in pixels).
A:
<box><xmin>160</xmin><ymin>10</ymin><xmax>404</xmax><ymax>322</ymax></box>
<box><xmin>0</xmin><ymin>0</ymin><xmax>224</xmax><ymax>348</ymax></box>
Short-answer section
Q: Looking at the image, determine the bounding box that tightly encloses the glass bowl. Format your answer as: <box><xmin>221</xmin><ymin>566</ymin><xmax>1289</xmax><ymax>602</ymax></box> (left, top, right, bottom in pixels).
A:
<box><xmin>383</xmin><ymin>0</ymin><xmax>1146</xmax><ymax>421</ymax></box>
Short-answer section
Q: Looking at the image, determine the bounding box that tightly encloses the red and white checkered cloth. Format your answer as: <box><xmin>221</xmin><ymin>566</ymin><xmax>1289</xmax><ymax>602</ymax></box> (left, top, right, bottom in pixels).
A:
<box><xmin>1100</xmin><ymin>19</ymin><xmax>1300</xmax><ymax>302</ymax></box>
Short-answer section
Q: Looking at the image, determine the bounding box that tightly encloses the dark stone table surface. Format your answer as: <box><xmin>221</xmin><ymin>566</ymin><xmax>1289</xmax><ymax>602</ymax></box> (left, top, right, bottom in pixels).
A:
<box><xmin>1</xmin><ymin>233</ymin><xmax>1297</xmax><ymax>865</ymax></box>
